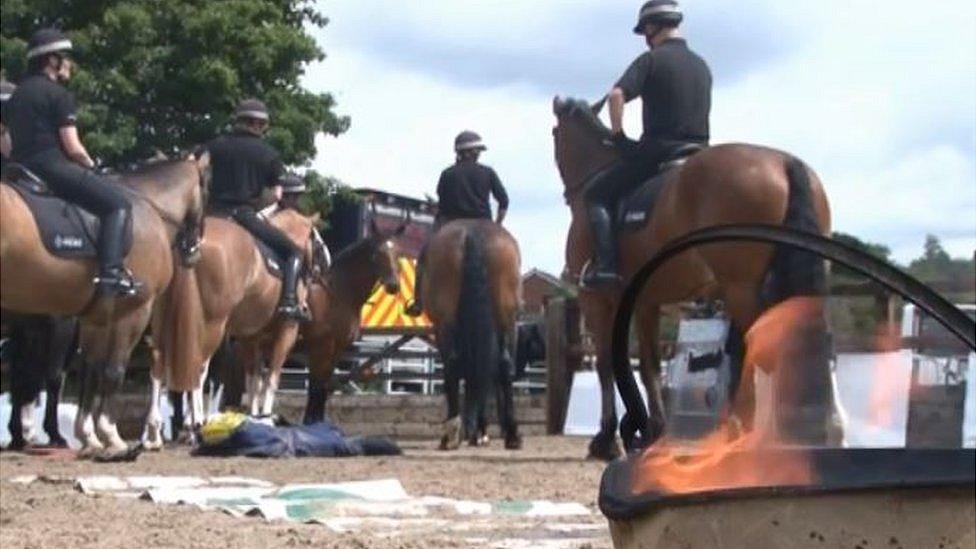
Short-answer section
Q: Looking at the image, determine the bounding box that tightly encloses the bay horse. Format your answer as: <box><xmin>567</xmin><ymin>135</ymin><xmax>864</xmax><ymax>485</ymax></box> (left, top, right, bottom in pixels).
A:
<box><xmin>552</xmin><ymin>96</ymin><xmax>832</xmax><ymax>459</ymax></box>
<box><xmin>1</xmin><ymin>155</ymin><xmax>209</xmax><ymax>454</ymax></box>
<box><xmin>421</xmin><ymin>219</ymin><xmax>522</xmax><ymax>450</ymax></box>
<box><xmin>3</xmin><ymin>314</ymin><xmax>78</xmax><ymax>449</ymax></box>
<box><xmin>301</xmin><ymin>219</ymin><xmax>406</xmax><ymax>424</ymax></box>
<box><xmin>144</xmin><ymin>208</ymin><xmax>319</xmax><ymax>449</ymax></box>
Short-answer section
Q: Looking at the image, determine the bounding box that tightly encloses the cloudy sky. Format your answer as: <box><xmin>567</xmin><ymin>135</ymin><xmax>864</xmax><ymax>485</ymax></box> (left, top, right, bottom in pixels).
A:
<box><xmin>305</xmin><ymin>1</ymin><xmax>976</xmax><ymax>275</ymax></box>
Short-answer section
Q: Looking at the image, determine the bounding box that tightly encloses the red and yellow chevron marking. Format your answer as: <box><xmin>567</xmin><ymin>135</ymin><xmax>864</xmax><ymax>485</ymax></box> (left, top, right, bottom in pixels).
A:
<box><xmin>360</xmin><ymin>257</ymin><xmax>432</xmax><ymax>330</ymax></box>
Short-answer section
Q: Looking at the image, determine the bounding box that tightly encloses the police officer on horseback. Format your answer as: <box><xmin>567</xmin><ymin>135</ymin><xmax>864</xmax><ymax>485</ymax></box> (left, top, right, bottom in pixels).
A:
<box><xmin>207</xmin><ymin>99</ymin><xmax>311</xmax><ymax>322</ymax></box>
<box><xmin>260</xmin><ymin>172</ymin><xmax>331</xmax><ymax>271</ymax></box>
<box><xmin>405</xmin><ymin>130</ymin><xmax>509</xmax><ymax>317</ymax></box>
<box><xmin>5</xmin><ymin>29</ymin><xmax>141</xmax><ymax>296</ymax></box>
<box><xmin>583</xmin><ymin>0</ymin><xmax>712</xmax><ymax>288</ymax></box>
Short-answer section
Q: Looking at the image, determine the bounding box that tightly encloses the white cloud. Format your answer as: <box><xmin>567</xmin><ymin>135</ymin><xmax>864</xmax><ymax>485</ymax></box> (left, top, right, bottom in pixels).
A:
<box><xmin>306</xmin><ymin>1</ymin><xmax>976</xmax><ymax>274</ymax></box>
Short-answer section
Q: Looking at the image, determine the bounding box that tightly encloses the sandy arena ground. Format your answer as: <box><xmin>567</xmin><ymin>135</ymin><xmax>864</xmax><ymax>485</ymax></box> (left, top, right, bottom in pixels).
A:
<box><xmin>0</xmin><ymin>435</ymin><xmax>612</xmax><ymax>548</ymax></box>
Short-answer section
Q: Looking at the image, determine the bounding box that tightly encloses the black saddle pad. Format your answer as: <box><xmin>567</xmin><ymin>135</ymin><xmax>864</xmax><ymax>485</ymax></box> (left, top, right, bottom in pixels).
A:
<box><xmin>3</xmin><ymin>169</ymin><xmax>132</xmax><ymax>260</ymax></box>
<box><xmin>615</xmin><ymin>145</ymin><xmax>706</xmax><ymax>232</ymax></box>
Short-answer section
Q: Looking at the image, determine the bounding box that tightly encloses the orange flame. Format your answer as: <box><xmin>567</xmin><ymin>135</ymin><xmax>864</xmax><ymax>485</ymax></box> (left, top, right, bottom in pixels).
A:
<box><xmin>632</xmin><ymin>297</ymin><xmax>825</xmax><ymax>496</ymax></box>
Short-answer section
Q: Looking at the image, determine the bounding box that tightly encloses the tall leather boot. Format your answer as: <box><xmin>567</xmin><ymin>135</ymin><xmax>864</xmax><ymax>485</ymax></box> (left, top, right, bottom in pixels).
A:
<box><xmin>93</xmin><ymin>208</ymin><xmax>141</xmax><ymax>297</ymax></box>
<box><xmin>581</xmin><ymin>204</ymin><xmax>622</xmax><ymax>288</ymax></box>
<box><xmin>277</xmin><ymin>254</ymin><xmax>311</xmax><ymax>322</ymax></box>
<box><xmin>405</xmin><ymin>259</ymin><xmax>426</xmax><ymax>317</ymax></box>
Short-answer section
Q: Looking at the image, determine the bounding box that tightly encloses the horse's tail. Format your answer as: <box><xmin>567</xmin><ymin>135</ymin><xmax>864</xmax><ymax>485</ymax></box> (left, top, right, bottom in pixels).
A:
<box><xmin>761</xmin><ymin>156</ymin><xmax>827</xmax><ymax>307</ymax></box>
<box><xmin>455</xmin><ymin>225</ymin><xmax>498</xmax><ymax>435</ymax></box>
<box><xmin>157</xmin><ymin>264</ymin><xmax>205</xmax><ymax>392</ymax></box>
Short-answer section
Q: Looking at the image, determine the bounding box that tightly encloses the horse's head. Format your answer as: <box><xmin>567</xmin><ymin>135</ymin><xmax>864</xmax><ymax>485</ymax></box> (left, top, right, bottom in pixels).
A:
<box><xmin>367</xmin><ymin>216</ymin><xmax>407</xmax><ymax>295</ymax></box>
<box><xmin>271</xmin><ymin>209</ymin><xmax>322</xmax><ymax>266</ymax></box>
<box><xmin>551</xmin><ymin>95</ymin><xmax>619</xmax><ymax>202</ymax></box>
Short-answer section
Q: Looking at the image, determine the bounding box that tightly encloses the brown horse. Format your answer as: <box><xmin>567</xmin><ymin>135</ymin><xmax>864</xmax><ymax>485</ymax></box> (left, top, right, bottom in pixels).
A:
<box><xmin>301</xmin><ymin>220</ymin><xmax>405</xmax><ymax>424</ymax></box>
<box><xmin>421</xmin><ymin>219</ymin><xmax>522</xmax><ymax>450</ymax></box>
<box><xmin>552</xmin><ymin>96</ymin><xmax>832</xmax><ymax>459</ymax></box>
<box><xmin>0</xmin><ymin>155</ymin><xmax>209</xmax><ymax>454</ymax></box>
<box><xmin>143</xmin><ymin>208</ymin><xmax>318</xmax><ymax>448</ymax></box>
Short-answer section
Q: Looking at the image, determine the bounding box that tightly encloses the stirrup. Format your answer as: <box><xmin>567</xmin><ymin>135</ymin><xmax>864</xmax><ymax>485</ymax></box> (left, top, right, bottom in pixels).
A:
<box><xmin>277</xmin><ymin>301</ymin><xmax>312</xmax><ymax>322</ymax></box>
<box><xmin>581</xmin><ymin>265</ymin><xmax>622</xmax><ymax>289</ymax></box>
<box><xmin>93</xmin><ymin>268</ymin><xmax>142</xmax><ymax>297</ymax></box>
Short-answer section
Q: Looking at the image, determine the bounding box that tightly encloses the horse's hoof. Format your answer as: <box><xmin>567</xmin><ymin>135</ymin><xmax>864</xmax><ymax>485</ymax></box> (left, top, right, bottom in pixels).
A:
<box><xmin>438</xmin><ymin>436</ymin><xmax>460</xmax><ymax>451</ymax></box>
<box><xmin>504</xmin><ymin>434</ymin><xmax>523</xmax><ymax>451</ymax></box>
<box><xmin>47</xmin><ymin>437</ymin><xmax>69</xmax><ymax>449</ymax></box>
<box><xmin>143</xmin><ymin>439</ymin><xmax>164</xmax><ymax>452</ymax></box>
<box><xmin>587</xmin><ymin>437</ymin><xmax>622</xmax><ymax>462</ymax></box>
<box><xmin>477</xmin><ymin>434</ymin><xmax>490</xmax><ymax>446</ymax></box>
<box><xmin>439</xmin><ymin>417</ymin><xmax>462</xmax><ymax>451</ymax></box>
<box><xmin>6</xmin><ymin>439</ymin><xmax>27</xmax><ymax>452</ymax></box>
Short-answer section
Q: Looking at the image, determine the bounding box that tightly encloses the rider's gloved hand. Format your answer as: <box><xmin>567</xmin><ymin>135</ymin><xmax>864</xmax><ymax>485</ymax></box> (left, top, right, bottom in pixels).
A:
<box><xmin>610</xmin><ymin>131</ymin><xmax>639</xmax><ymax>157</ymax></box>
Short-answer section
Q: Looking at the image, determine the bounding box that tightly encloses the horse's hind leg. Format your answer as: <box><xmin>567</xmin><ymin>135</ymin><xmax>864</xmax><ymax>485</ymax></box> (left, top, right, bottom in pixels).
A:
<box><xmin>635</xmin><ymin>305</ymin><xmax>665</xmax><ymax>445</ymax></box>
<box><xmin>143</xmin><ymin>374</ymin><xmax>166</xmax><ymax>451</ymax></box>
<box><xmin>438</xmin><ymin>327</ymin><xmax>462</xmax><ymax>451</ymax></box>
<box><xmin>74</xmin><ymin>357</ymin><xmax>103</xmax><ymax>453</ymax></box>
<box><xmin>496</xmin><ymin>334</ymin><xmax>521</xmax><ymax>450</ymax></box>
<box><xmin>43</xmin><ymin>317</ymin><xmax>76</xmax><ymax>447</ymax></box>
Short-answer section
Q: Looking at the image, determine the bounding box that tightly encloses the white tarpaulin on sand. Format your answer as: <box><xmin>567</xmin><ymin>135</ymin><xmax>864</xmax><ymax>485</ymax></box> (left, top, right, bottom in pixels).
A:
<box><xmin>9</xmin><ymin>475</ymin><xmax>599</xmax><ymax>548</ymax></box>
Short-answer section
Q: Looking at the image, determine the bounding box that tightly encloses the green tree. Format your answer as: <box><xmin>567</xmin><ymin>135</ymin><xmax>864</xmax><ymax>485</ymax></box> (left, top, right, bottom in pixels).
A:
<box><xmin>831</xmin><ymin>231</ymin><xmax>894</xmax><ymax>278</ymax></box>
<box><xmin>907</xmin><ymin>234</ymin><xmax>975</xmax><ymax>299</ymax></box>
<box><xmin>298</xmin><ymin>170</ymin><xmax>360</xmax><ymax>228</ymax></box>
<box><xmin>0</xmin><ymin>0</ymin><xmax>348</xmax><ymax>165</ymax></box>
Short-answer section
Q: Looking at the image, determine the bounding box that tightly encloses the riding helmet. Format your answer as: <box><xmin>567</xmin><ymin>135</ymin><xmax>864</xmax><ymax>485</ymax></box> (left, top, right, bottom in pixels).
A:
<box><xmin>632</xmin><ymin>0</ymin><xmax>683</xmax><ymax>34</ymax></box>
<box><xmin>234</xmin><ymin>98</ymin><xmax>270</xmax><ymax>122</ymax></box>
<box><xmin>27</xmin><ymin>28</ymin><xmax>73</xmax><ymax>59</ymax></box>
<box><xmin>0</xmin><ymin>81</ymin><xmax>14</xmax><ymax>103</ymax></box>
<box><xmin>454</xmin><ymin>130</ymin><xmax>487</xmax><ymax>152</ymax></box>
<box><xmin>281</xmin><ymin>173</ymin><xmax>307</xmax><ymax>194</ymax></box>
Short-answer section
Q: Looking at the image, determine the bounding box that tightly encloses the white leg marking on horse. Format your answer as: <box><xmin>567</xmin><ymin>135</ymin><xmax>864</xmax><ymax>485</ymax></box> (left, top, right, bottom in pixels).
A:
<box><xmin>96</xmin><ymin>414</ymin><xmax>126</xmax><ymax>452</ymax></box>
<box><xmin>20</xmin><ymin>402</ymin><xmax>38</xmax><ymax>444</ymax></box>
<box><xmin>75</xmin><ymin>409</ymin><xmax>102</xmax><ymax>451</ymax></box>
<box><xmin>143</xmin><ymin>376</ymin><xmax>165</xmax><ymax>451</ymax></box>
<box><xmin>260</xmin><ymin>371</ymin><xmax>278</xmax><ymax>417</ymax></box>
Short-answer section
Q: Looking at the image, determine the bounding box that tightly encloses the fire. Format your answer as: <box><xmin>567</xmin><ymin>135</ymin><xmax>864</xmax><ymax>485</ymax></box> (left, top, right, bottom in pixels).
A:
<box><xmin>632</xmin><ymin>297</ymin><xmax>825</xmax><ymax>496</ymax></box>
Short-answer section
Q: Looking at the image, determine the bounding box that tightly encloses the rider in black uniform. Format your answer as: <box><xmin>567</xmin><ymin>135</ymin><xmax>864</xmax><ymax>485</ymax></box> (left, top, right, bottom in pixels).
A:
<box><xmin>582</xmin><ymin>0</ymin><xmax>712</xmax><ymax>288</ymax></box>
<box><xmin>207</xmin><ymin>99</ymin><xmax>310</xmax><ymax>322</ymax></box>
<box><xmin>406</xmin><ymin>130</ymin><xmax>509</xmax><ymax>317</ymax></box>
<box><xmin>6</xmin><ymin>29</ymin><xmax>140</xmax><ymax>296</ymax></box>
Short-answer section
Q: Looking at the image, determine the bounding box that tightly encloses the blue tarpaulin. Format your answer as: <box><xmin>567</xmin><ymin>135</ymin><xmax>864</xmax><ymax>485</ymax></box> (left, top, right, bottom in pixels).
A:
<box><xmin>194</xmin><ymin>420</ymin><xmax>401</xmax><ymax>458</ymax></box>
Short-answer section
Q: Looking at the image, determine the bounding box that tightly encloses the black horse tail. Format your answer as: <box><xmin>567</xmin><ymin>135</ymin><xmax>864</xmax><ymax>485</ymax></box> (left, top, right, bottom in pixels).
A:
<box><xmin>761</xmin><ymin>156</ymin><xmax>827</xmax><ymax>307</ymax></box>
<box><xmin>455</xmin><ymin>224</ymin><xmax>498</xmax><ymax>440</ymax></box>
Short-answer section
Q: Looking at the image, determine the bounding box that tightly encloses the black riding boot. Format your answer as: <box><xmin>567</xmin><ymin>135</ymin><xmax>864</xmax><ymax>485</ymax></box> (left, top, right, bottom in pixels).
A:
<box><xmin>405</xmin><ymin>259</ymin><xmax>425</xmax><ymax>317</ymax></box>
<box><xmin>581</xmin><ymin>205</ymin><xmax>621</xmax><ymax>288</ymax></box>
<box><xmin>93</xmin><ymin>209</ymin><xmax>141</xmax><ymax>297</ymax></box>
<box><xmin>277</xmin><ymin>254</ymin><xmax>311</xmax><ymax>322</ymax></box>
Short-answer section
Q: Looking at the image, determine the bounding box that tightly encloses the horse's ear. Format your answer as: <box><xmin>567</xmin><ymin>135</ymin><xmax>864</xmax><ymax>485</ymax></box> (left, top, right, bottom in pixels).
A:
<box><xmin>394</xmin><ymin>211</ymin><xmax>410</xmax><ymax>236</ymax></box>
<box><xmin>591</xmin><ymin>94</ymin><xmax>607</xmax><ymax>116</ymax></box>
<box><xmin>194</xmin><ymin>149</ymin><xmax>210</xmax><ymax>172</ymax></box>
<box><xmin>553</xmin><ymin>95</ymin><xmax>566</xmax><ymax>115</ymax></box>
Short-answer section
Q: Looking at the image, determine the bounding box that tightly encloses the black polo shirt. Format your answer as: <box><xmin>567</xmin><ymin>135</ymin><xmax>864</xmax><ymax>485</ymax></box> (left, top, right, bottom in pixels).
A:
<box><xmin>436</xmin><ymin>160</ymin><xmax>509</xmax><ymax>220</ymax></box>
<box><xmin>5</xmin><ymin>74</ymin><xmax>77</xmax><ymax>162</ymax></box>
<box><xmin>207</xmin><ymin>130</ymin><xmax>284</xmax><ymax>207</ymax></box>
<box><xmin>615</xmin><ymin>38</ymin><xmax>712</xmax><ymax>148</ymax></box>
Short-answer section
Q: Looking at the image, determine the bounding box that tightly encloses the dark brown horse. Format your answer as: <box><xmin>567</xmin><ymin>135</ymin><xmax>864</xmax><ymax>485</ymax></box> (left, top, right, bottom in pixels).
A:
<box><xmin>302</xmin><ymin>220</ymin><xmax>405</xmax><ymax>424</ymax></box>
<box><xmin>3</xmin><ymin>313</ymin><xmax>78</xmax><ymax>449</ymax></box>
<box><xmin>420</xmin><ymin>219</ymin><xmax>522</xmax><ymax>450</ymax></box>
<box><xmin>552</xmin><ymin>96</ymin><xmax>832</xmax><ymax>459</ymax></box>
<box><xmin>1</xmin><ymin>155</ymin><xmax>208</xmax><ymax>454</ymax></box>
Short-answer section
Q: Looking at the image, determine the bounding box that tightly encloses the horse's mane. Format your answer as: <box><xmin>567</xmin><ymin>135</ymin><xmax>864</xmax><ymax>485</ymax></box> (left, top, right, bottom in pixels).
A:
<box><xmin>330</xmin><ymin>235</ymin><xmax>379</xmax><ymax>267</ymax></box>
<box><xmin>556</xmin><ymin>97</ymin><xmax>612</xmax><ymax>139</ymax></box>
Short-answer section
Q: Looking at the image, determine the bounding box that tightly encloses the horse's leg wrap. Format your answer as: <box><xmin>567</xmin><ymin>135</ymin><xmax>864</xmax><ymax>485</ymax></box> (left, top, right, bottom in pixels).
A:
<box><xmin>143</xmin><ymin>376</ymin><xmax>165</xmax><ymax>451</ymax></box>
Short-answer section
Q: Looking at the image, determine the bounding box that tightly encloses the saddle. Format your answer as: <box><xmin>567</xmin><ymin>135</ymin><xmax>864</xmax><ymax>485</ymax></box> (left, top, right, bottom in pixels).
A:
<box><xmin>616</xmin><ymin>143</ymin><xmax>706</xmax><ymax>233</ymax></box>
<box><xmin>1</xmin><ymin>163</ymin><xmax>132</xmax><ymax>259</ymax></box>
<box><xmin>207</xmin><ymin>209</ymin><xmax>283</xmax><ymax>278</ymax></box>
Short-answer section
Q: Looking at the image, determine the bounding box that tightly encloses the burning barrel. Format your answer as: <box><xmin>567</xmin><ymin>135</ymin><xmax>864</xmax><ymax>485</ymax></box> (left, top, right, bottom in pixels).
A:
<box><xmin>600</xmin><ymin>447</ymin><xmax>975</xmax><ymax>548</ymax></box>
<box><xmin>600</xmin><ymin>226</ymin><xmax>976</xmax><ymax>549</ymax></box>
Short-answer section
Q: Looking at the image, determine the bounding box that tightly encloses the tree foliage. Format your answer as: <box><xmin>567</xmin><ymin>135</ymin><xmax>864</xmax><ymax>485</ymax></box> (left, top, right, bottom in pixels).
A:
<box><xmin>0</xmin><ymin>0</ymin><xmax>348</xmax><ymax>165</ymax></box>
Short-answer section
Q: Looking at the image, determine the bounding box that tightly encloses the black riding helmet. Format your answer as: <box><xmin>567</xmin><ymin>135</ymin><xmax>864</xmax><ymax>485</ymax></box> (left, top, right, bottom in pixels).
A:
<box><xmin>454</xmin><ymin>130</ymin><xmax>487</xmax><ymax>152</ymax></box>
<box><xmin>281</xmin><ymin>173</ymin><xmax>306</xmax><ymax>195</ymax></box>
<box><xmin>632</xmin><ymin>0</ymin><xmax>683</xmax><ymax>34</ymax></box>
<box><xmin>26</xmin><ymin>28</ymin><xmax>73</xmax><ymax>59</ymax></box>
<box><xmin>234</xmin><ymin>98</ymin><xmax>270</xmax><ymax>122</ymax></box>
